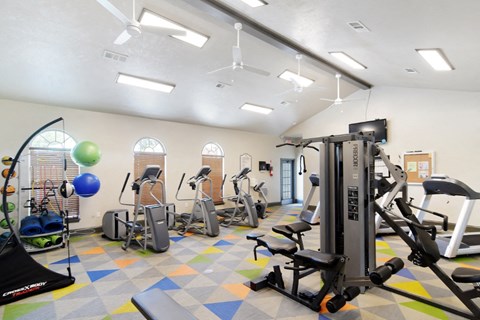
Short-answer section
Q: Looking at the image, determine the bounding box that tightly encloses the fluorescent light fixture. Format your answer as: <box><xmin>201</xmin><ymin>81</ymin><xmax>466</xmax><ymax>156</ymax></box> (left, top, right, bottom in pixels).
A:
<box><xmin>240</xmin><ymin>0</ymin><xmax>268</xmax><ymax>7</ymax></box>
<box><xmin>240</xmin><ymin>103</ymin><xmax>273</xmax><ymax>115</ymax></box>
<box><xmin>139</xmin><ymin>9</ymin><xmax>209</xmax><ymax>48</ymax></box>
<box><xmin>329</xmin><ymin>51</ymin><xmax>367</xmax><ymax>70</ymax></box>
<box><xmin>278</xmin><ymin>70</ymin><xmax>314</xmax><ymax>87</ymax></box>
<box><xmin>416</xmin><ymin>49</ymin><xmax>454</xmax><ymax>71</ymax></box>
<box><xmin>116</xmin><ymin>73</ymin><xmax>175</xmax><ymax>93</ymax></box>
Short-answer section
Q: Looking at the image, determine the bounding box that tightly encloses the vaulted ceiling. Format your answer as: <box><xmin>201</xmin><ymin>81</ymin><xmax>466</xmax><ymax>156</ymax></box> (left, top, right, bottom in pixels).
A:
<box><xmin>0</xmin><ymin>0</ymin><xmax>477</xmax><ymax>135</ymax></box>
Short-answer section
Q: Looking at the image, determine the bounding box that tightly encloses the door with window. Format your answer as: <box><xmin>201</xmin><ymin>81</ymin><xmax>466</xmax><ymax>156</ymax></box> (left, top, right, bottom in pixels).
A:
<box><xmin>280</xmin><ymin>159</ymin><xmax>295</xmax><ymax>204</ymax></box>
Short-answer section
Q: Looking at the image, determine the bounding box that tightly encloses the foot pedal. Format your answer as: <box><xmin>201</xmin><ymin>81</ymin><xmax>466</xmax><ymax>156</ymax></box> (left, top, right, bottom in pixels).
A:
<box><xmin>299</xmin><ymin>291</ymin><xmax>315</xmax><ymax>301</ymax></box>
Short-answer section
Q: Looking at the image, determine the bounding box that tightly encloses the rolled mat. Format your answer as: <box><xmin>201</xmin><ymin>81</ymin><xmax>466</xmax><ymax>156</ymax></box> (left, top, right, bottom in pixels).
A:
<box><xmin>40</xmin><ymin>212</ymin><xmax>63</xmax><ymax>233</ymax></box>
<box><xmin>20</xmin><ymin>216</ymin><xmax>43</xmax><ymax>236</ymax></box>
<box><xmin>23</xmin><ymin>237</ymin><xmax>52</xmax><ymax>248</ymax></box>
<box><xmin>48</xmin><ymin>234</ymin><xmax>63</xmax><ymax>245</ymax></box>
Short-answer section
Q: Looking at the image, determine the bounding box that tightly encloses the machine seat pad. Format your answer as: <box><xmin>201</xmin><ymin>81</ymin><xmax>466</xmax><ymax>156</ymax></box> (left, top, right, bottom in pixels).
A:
<box><xmin>294</xmin><ymin>249</ymin><xmax>344</xmax><ymax>270</ymax></box>
<box><xmin>452</xmin><ymin>267</ymin><xmax>480</xmax><ymax>283</ymax></box>
<box><xmin>285</xmin><ymin>221</ymin><xmax>312</xmax><ymax>234</ymax></box>
<box><xmin>256</xmin><ymin>235</ymin><xmax>297</xmax><ymax>255</ymax></box>
<box><xmin>272</xmin><ymin>222</ymin><xmax>311</xmax><ymax>237</ymax></box>
<box><xmin>246</xmin><ymin>233</ymin><xmax>265</xmax><ymax>241</ymax></box>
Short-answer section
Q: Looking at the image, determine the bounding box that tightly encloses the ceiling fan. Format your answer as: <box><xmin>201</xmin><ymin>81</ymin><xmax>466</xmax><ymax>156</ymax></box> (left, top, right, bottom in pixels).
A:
<box><xmin>320</xmin><ymin>73</ymin><xmax>361</xmax><ymax>105</ymax></box>
<box><xmin>96</xmin><ymin>0</ymin><xmax>186</xmax><ymax>45</ymax></box>
<box><xmin>208</xmin><ymin>23</ymin><xmax>270</xmax><ymax>77</ymax></box>
<box><xmin>279</xmin><ymin>54</ymin><xmax>314</xmax><ymax>95</ymax></box>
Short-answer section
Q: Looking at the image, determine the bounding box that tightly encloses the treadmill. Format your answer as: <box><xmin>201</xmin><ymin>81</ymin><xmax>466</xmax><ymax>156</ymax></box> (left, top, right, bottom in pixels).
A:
<box><xmin>416</xmin><ymin>174</ymin><xmax>480</xmax><ymax>258</ymax></box>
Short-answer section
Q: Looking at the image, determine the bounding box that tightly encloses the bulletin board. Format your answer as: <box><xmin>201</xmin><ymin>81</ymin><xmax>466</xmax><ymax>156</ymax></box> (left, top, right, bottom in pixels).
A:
<box><xmin>403</xmin><ymin>151</ymin><xmax>434</xmax><ymax>184</ymax></box>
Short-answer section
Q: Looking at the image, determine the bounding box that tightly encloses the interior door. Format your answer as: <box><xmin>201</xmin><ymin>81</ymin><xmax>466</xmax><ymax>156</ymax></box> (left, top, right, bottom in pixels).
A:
<box><xmin>280</xmin><ymin>158</ymin><xmax>295</xmax><ymax>204</ymax></box>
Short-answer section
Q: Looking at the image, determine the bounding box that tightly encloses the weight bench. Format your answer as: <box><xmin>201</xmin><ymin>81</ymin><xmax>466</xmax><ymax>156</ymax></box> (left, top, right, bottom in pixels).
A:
<box><xmin>131</xmin><ymin>288</ymin><xmax>196</xmax><ymax>320</ymax></box>
<box><xmin>246</xmin><ymin>221</ymin><xmax>311</xmax><ymax>260</ymax></box>
<box><xmin>246</xmin><ymin>221</ymin><xmax>358</xmax><ymax>312</ymax></box>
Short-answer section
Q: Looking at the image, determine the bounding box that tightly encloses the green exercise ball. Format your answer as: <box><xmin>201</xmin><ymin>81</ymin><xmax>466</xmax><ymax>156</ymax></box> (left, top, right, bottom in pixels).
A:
<box><xmin>70</xmin><ymin>141</ymin><xmax>101</xmax><ymax>167</ymax></box>
<box><xmin>0</xmin><ymin>202</ymin><xmax>15</xmax><ymax>213</ymax></box>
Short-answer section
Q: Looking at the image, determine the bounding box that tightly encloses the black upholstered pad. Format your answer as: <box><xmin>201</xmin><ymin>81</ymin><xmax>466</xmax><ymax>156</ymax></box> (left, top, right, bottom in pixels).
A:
<box><xmin>257</xmin><ymin>235</ymin><xmax>297</xmax><ymax>255</ymax></box>
<box><xmin>272</xmin><ymin>221</ymin><xmax>311</xmax><ymax>237</ymax></box>
<box><xmin>294</xmin><ymin>249</ymin><xmax>343</xmax><ymax>269</ymax></box>
<box><xmin>131</xmin><ymin>288</ymin><xmax>196</xmax><ymax>320</ymax></box>
<box><xmin>452</xmin><ymin>267</ymin><xmax>480</xmax><ymax>283</ymax></box>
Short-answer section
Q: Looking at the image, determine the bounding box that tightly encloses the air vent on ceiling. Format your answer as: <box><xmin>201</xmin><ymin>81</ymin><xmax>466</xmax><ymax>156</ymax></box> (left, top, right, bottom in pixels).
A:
<box><xmin>347</xmin><ymin>21</ymin><xmax>370</xmax><ymax>32</ymax></box>
<box><xmin>405</xmin><ymin>68</ymin><xmax>418</xmax><ymax>73</ymax></box>
<box><xmin>103</xmin><ymin>50</ymin><xmax>128</xmax><ymax>62</ymax></box>
<box><xmin>215</xmin><ymin>81</ymin><xmax>232</xmax><ymax>88</ymax></box>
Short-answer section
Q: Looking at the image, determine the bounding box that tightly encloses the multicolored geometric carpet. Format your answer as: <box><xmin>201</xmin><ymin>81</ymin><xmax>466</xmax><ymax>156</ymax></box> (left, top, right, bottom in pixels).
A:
<box><xmin>1</xmin><ymin>205</ymin><xmax>479</xmax><ymax>319</ymax></box>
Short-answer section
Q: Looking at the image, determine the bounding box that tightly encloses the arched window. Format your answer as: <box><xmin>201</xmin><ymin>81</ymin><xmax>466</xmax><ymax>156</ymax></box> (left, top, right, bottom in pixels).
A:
<box><xmin>29</xmin><ymin>130</ymin><xmax>79</xmax><ymax>221</ymax></box>
<box><xmin>202</xmin><ymin>142</ymin><xmax>224</xmax><ymax>204</ymax></box>
<box><xmin>133</xmin><ymin>138</ymin><xmax>166</xmax><ymax>205</ymax></box>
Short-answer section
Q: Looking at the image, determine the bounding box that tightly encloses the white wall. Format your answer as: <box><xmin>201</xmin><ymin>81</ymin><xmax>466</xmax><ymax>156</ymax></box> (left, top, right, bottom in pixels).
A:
<box><xmin>284</xmin><ymin>86</ymin><xmax>480</xmax><ymax>225</ymax></box>
<box><xmin>0</xmin><ymin>99</ymin><xmax>294</xmax><ymax>230</ymax></box>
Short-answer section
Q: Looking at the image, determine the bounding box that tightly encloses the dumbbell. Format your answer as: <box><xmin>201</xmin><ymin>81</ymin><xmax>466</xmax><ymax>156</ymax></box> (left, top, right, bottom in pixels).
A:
<box><xmin>370</xmin><ymin>257</ymin><xmax>404</xmax><ymax>285</ymax></box>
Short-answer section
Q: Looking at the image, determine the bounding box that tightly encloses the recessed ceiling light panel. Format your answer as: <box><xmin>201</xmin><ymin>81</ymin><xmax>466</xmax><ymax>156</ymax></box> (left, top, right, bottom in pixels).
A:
<box><xmin>240</xmin><ymin>103</ymin><xmax>273</xmax><ymax>114</ymax></box>
<box><xmin>116</xmin><ymin>73</ymin><xmax>175</xmax><ymax>93</ymax></box>
<box><xmin>139</xmin><ymin>9</ymin><xmax>209</xmax><ymax>48</ymax></box>
<box><xmin>416</xmin><ymin>49</ymin><xmax>454</xmax><ymax>71</ymax></box>
<box><xmin>278</xmin><ymin>70</ymin><xmax>314</xmax><ymax>87</ymax></box>
<box><xmin>329</xmin><ymin>51</ymin><xmax>367</xmax><ymax>70</ymax></box>
<box><xmin>240</xmin><ymin>0</ymin><xmax>268</xmax><ymax>7</ymax></box>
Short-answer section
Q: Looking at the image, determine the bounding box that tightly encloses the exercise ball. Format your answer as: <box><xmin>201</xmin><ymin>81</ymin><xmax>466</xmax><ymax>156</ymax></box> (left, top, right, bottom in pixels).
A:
<box><xmin>0</xmin><ymin>202</ymin><xmax>15</xmax><ymax>213</ymax></box>
<box><xmin>1</xmin><ymin>169</ymin><xmax>16</xmax><ymax>178</ymax></box>
<box><xmin>58</xmin><ymin>180</ymin><xmax>75</xmax><ymax>198</ymax></box>
<box><xmin>72</xmin><ymin>173</ymin><xmax>100</xmax><ymax>197</ymax></box>
<box><xmin>1</xmin><ymin>156</ymin><xmax>12</xmax><ymax>166</ymax></box>
<box><xmin>70</xmin><ymin>141</ymin><xmax>101</xmax><ymax>167</ymax></box>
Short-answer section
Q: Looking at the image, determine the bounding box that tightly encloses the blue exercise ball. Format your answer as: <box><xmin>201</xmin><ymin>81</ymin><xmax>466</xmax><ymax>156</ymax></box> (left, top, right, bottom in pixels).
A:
<box><xmin>72</xmin><ymin>173</ymin><xmax>100</xmax><ymax>197</ymax></box>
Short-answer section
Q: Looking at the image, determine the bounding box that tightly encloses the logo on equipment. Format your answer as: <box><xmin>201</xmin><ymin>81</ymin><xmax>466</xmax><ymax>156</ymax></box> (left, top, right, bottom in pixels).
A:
<box><xmin>2</xmin><ymin>281</ymin><xmax>47</xmax><ymax>297</ymax></box>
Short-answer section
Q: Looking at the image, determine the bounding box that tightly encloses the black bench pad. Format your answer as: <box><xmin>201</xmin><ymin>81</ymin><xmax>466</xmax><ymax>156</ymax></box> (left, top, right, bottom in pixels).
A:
<box><xmin>452</xmin><ymin>267</ymin><xmax>480</xmax><ymax>283</ymax></box>
<box><xmin>294</xmin><ymin>249</ymin><xmax>344</xmax><ymax>269</ymax></box>
<box><xmin>132</xmin><ymin>288</ymin><xmax>196</xmax><ymax>320</ymax></box>
<box><xmin>256</xmin><ymin>235</ymin><xmax>298</xmax><ymax>255</ymax></box>
<box><xmin>272</xmin><ymin>221</ymin><xmax>311</xmax><ymax>237</ymax></box>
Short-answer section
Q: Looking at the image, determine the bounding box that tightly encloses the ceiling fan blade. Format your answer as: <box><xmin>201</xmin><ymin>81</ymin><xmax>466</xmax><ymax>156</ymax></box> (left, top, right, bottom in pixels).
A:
<box><xmin>243</xmin><ymin>64</ymin><xmax>270</xmax><ymax>77</ymax></box>
<box><xmin>114</xmin><ymin>29</ymin><xmax>132</xmax><ymax>45</ymax></box>
<box><xmin>319</xmin><ymin>98</ymin><xmax>336</xmax><ymax>102</ymax></box>
<box><xmin>232</xmin><ymin>46</ymin><xmax>242</xmax><ymax>64</ymax></box>
<box><xmin>207</xmin><ymin>65</ymin><xmax>233</xmax><ymax>75</ymax></box>
<box><xmin>96</xmin><ymin>0</ymin><xmax>131</xmax><ymax>25</ymax></box>
<box><xmin>142</xmin><ymin>25</ymin><xmax>187</xmax><ymax>37</ymax></box>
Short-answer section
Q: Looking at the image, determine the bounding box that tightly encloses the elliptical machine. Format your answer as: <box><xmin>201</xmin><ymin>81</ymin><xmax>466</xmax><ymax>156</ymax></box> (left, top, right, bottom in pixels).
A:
<box><xmin>218</xmin><ymin>167</ymin><xmax>259</xmax><ymax>228</ymax></box>
<box><xmin>174</xmin><ymin>166</ymin><xmax>220</xmax><ymax>237</ymax></box>
<box><xmin>252</xmin><ymin>181</ymin><xmax>268</xmax><ymax>219</ymax></box>
<box><xmin>116</xmin><ymin>165</ymin><xmax>170</xmax><ymax>253</ymax></box>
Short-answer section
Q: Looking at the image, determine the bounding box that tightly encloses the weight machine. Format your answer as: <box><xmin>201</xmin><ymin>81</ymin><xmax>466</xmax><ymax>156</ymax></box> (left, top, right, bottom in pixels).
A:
<box><xmin>175</xmin><ymin>166</ymin><xmax>220</xmax><ymax>237</ymax></box>
<box><xmin>249</xmin><ymin>133</ymin><xmax>381</xmax><ymax>312</ymax></box>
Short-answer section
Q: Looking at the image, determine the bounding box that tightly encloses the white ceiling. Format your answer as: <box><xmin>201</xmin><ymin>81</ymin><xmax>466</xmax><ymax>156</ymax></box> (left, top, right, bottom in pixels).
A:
<box><xmin>0</xmin><ymin>0</ymin><xmax>478</xmax><ymax>136</ymax></box>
